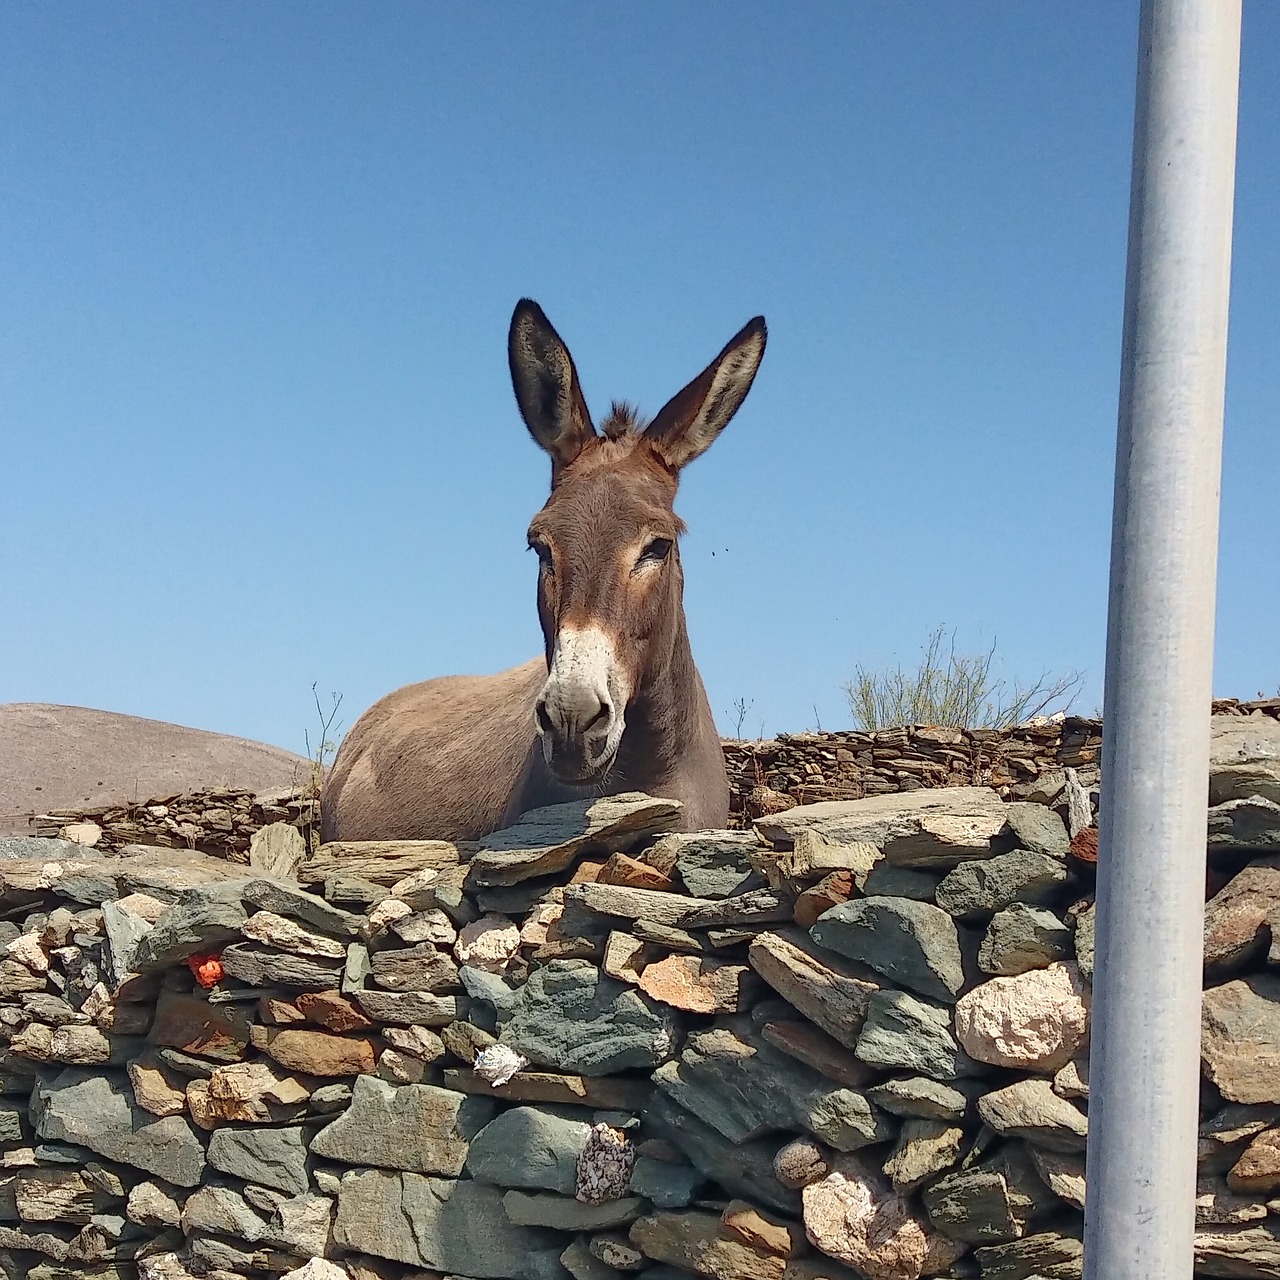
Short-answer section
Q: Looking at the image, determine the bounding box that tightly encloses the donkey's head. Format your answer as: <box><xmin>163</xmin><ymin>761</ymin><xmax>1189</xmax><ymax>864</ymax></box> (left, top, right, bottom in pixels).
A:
<box><xmin>508</xmin><ymin>299</ymin><xmax>766</xmax><ymax>785</ymax></box>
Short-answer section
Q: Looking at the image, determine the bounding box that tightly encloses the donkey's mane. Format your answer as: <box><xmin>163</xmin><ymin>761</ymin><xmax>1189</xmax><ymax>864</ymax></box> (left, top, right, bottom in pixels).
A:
<box><xmin>600</xmin><ymin>400</ymin><xmax>649</xmax><ymax>440</ymax></box>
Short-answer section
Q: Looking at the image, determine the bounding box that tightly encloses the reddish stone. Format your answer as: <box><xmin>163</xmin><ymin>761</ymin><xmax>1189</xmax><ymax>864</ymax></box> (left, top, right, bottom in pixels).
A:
<box><xmin>793</xmin><ymin>871</ymin><xmax>856</xmax><ymax>928</ymax></box>
<box><xmin>1204</xmin><ymin>856</ymin><xmax>1280</xmax><ymax>973</ymax></box>
<box><xmin>250</xmin><ymin>1025</ymin><xmax>377</xmax><ymax>1077</ymax></box>
<box><xmin>150</xmin><ymin>991</ymin><xmax>250</xmax><ymax>1062</ymax></box>
<box><xmin>598</xmin><ymin>853</ymin><xmax>674</xmax><ymax>892</ymax></box>
<box><xmin>296</xmin><ymin>990</ymin><xmax>374</xmax><ymax>1033</ymax></box>
<box><xmin>637</xmin><ymin>954</ymin><xmax>756</xmax><ymax>1014</ymax></box>
<box><xmin>1069</xmin><ymin>827</ymin><xmax>1098</xmax><ymax>864</ymax></box>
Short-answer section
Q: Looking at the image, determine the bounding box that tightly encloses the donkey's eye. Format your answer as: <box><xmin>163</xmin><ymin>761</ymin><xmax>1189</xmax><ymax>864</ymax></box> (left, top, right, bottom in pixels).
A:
<box><xmin>529</xmin><ymin>540</ymin><xmax>554</xmax><ymax>570</ymax></box>
<box><xmin>640</xmin><ymin>538</ymin><xmax>673</xmax><ymax>563</ymax></box>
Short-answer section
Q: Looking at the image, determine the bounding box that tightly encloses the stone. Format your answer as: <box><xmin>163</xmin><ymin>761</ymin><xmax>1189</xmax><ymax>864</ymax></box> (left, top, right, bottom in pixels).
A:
<box><xmin>1202</xmin><ymin>976</ymin><xmax>1280</xmax><ymax>1104</ymax></box>
<box><xmin>501</xmin><ymin>960</ymin><xmax>675</xmax><ymax>1076</ymax></box>
<box><xmin>1210</xmin><ymin>711</ymin><xmax>1280</xmax><ymax>805</ymax></box>
<box><xmin>953</xmin><ymin>962</ymin><xmax>1089</xmax><ymax>1072</ymax></box>
<box><xmin>679</xmin><ymin>888</ymin><xmax>799</xmax><ymax>930</ymax></box>
<box><xmin>1209</xmin><ymin>798</ymin><xmax>1280</xmax><ymax>853</ymax></box>
<box><xmin>561</xmin><ymin>1235</ymin><xmax>623</xmax><ymax>1280</ymax></box>
<box><xmin>220</xmin><ymin>943</ymin><xmax>344</xmax><ymax>991</ymax></box>
<box><xmin>978</xmin><ymin>1078</ymin><xmax>1088</xmax><ymax>1151</ymax></box>
<box><xmin>207</xmin><ymin>1125</ymin><xmax>310</xmax><ymax>1195</ymax></box>
<box><xmin>1000</xmin><ymin>802</ymin><xmax>1070</xmax><ymax>859</ymax></box>
<box><xmin>865</xmin><ymin>1076</ymin><xmax>979</xmax><ymax>1122</ymax></box>
<box><xmin>921</xmin><ymin>1145</ymin><xmax>1057</xmax><ymax>1246</ymax></box>
<box><xmin>810</xmin><ymin>897</ymin><xmax>965</xmax><ymax>1002</ymax></box>
<box><xmin>563</xmin><ymin>882</ymin><xmax>720</xmax><ymax>929</ymax></box>
<box><xmin>721</xmin><ymin>1200</ymin><xmax>806</xmax><ymax>1259</ymax></box>
<box><xmin>748</xmin><ymin>931</ymin><xmax>880</xmax><ymax>1049</ymax></box>
<box><xmin>758</xmin><ymin>1020</ymin><xmax>877</xmax><ymax>1088</ymax></box>
<box><xmin>31</xmin><ymin>1069</ymin><xmax>205</xmax><ymax>1186</ymax></box>
<box><xmin>756</xmin><ymin>787</ymin><xmax>1007</xmax><ymax>869</ymax></box>
<box><xmin>577</xmin><ymin>1121</ymin><xmax>637</xmax><ymax>1204</ymax></box>
<box><xmin>392</xmin><ymin>908</ymin><xmax>458</xmax><ymax>947</ymax></box>
<box><xmin>1203</xmin><ymin>857</ymin><xmax>1280</xmax><ymax>974</ymax></box>
<box><xmin>1030</xmin><ymin>1148</ymin><xmax>1086</xmax><ymax>1210</ymax></box>
<box><xmin>793</xmin><ymin>872</ymin><xmax>857</xmax><ymax>928</ymax></box>
<box><xmin>245</xmin><ymin>877</ymin><xmax>365</xmax><ymax>936</ymax></box>
<box><xmin>466</xmin><ymin>1105</ymin><xmax>591</xmax><ymax>1193</ymax></box>
<box><xmin>468</xmin><ymin>793</ymin><xmax>683</xmax><ymax>886</ymax></box>
<box><xmin>242</xmin><ymin>910</ymin><xmax>346</xmax><ymax>957</ymax></box>
<box><xmin>598</xmin><ymin>851</ymin><xmax>675</xmax><ymax>892</ymax></box>
<box><xmin>128</xmin><ymin>1053</ymin><xmax>188</xmax><ymax>1116</ymax></box>
<box><xmin>882</xmin><ymin>1119</ymin><xmax>964</xmax><ymax>1192</ymax></box>
<box><xmin>250</xmin><ymin>1025</ymin><xmax>377</xmax><ymax>1076</ymax></box>
<box><xmin>312</xmin><ymin>1074</ymin><xmax>494</xmax><ymax>1175</ymax></box>
<box><xmin>603</xmin><ymin>931</ymin><xmax>655</xmax><ymax>985</ymax></box>
<box><xmin>383</xmin><ymin>1024</ymin><xmax>445</xmax><ymax>1061</ymax></box>
<box><xmin>647</xmin><ymin>1090</ymin><xmax>799</xmax><ymax>1216</ymax></box>
<box><xmin>630</xmin><ymin>1209</ymin><xmax>788</xmax><ymax>1280</ymax></box>
<box><xmin>333</xmin><ymin>1169</ymin><xmax>566</xmax><ymax>1279</ymax></box>
<box><xmin>1194</xmin><ymin>1222</ymin><xmax>1280</xmax><ymax>1275</ymax></box>
<box><xmin>5</xmin><ymin>931</ymin><xmax>48</xmax><ymax>972</ymax></box>
<box><xmin>638</xmin><ymin>954</ymin><xmax>757</xmax><ymax>1014</ymax></box>
<box><xmin>855</xmin><ymin>989</ymin><xmax>979</xmax><ymax>1081</ymax></box>
<box><xmin>774</xmin><ymin>1138</ymin><xmax>831</xmax><ymax>1189</ymax></box>
<box><xmin>629</xmin><ymin>1155</ymin><xmax>703</xmax><ymax>1207</ymax></box>
<box><xmin>126</xmin><ymin>1180</ymin><xmax>183</xmax><ymax>1228</ymax></box>
<box><xmin>191</xmin><ymin>1059</ymin><xmax>310</xmax><ymax>1125</ymax></box>
<box><xmin>590</xmin><ymin>1232</ymin><xmax>646</xmax><ymax>1271</ymax></box>
<box><xmin>131</xmin><ymin>882</ymin><xmax>248</xmax><ymax>970</ymax></box>
<box><xmin>801</xmin><ymin>1155</ymin><xmax>964</xmax><ymax>1280</ymax></box>
<box><xmin>934</xmin><ymin>850</ymin><xmax>1067</xmax><ymax>919</ymax></box>
<box><xmin>101</xmin><ymin>900</ymin><xmax>153</xmax><ymax>987</ymax></box>
<box><xmin>369</xmin><ymin>942</ymin><xmax>462</xmax><ymax>993</ymax></box>
<box><xmin>182</xmin><ymin>1182</ymin><xmax>268</xmax><ymax>1242</ymax></box>
<box><xmin>263</xmin><ymin>1191</ymin><xmax>335</xmax><ymax>1256</ymax></box>
<box><xmin>249</xmin><ymin>824</ymin><xmax>307</xmax><ymax>879</ymax></box>
<box><xmin>301</xmin><ymin>840</ymin><xmax>463</xmax><ymax>888</ymax></box>
<box><xmin>354</xmin><ymin>989</ymin><xmax>460</xmax><ymax>1026</ymax></box>
<box><xmin>859</xmin><ymin>865</ymin><xmax>942</xmax><ymax>901</ymax></box>
<box><xmin>973</xmin><ymin>1229</ymin><xmax>1084</xmax><ymax>1279</ymax></box>
<box><xmin>342</xmin><ymin>941</ymin><xmax>371</xmax><ymax>993</ymax></box>
<box><xmin>662</xmin><ymin>832</ymin><xmax>765</xmax><ymax>899</ymax></box>
<box><xmin>10</xmin><ymin>1167</ymin><xmax>116</xmax><ymax>1224</ymax></box>
<box><xmin>1053</xmin><ymin>1055</ymin><xmax>1090</xmax><ymax>1100</ymax></box>
<box><xmin>1200</xmin><ymin>1103</ymin><xmax>1280</xmax><ymax>1173</ymax></box>
<box><xmin>309</xmin><ymin>1081</ymin><xmax>352</xmax><ymax>1112</ymax></box>
<box><xmin>454</xmin><ymin>913</ymin><xmax>521</xmax><ymax>973</ymax></box>
<box><xmin>977</xmin><ymin>903</ymin><xmax>1072</xmax><ymax>976</ymax></box>
<box><xmin>504</xmin><ymin>1190</ymin><xmax>643</xmax><ymax>1230</ymax></box>
<box><xmin>281</xmin><ymin>1262</ymin><xmax>348</xmax><ymax>1280</ymax></box>
<box><xmin>444</xmin><ymin>1067</ymin><xmax>651</xmax><ymax>1111</ymax></box>
<box><xmin>293</xmin><ymin>989</ymin><xmax>373</xmax><ymax>1031</ymax></box>
<box><xmin>1227</xmin><ymin>1128</ymin><xmax>1280</xmax><ymax>1194</ymax></box>
<box><xmin>1073</xmin><ymin>903</ymin><xmax>1096</xmax><ymax>983</ymax></box>
<box><xmin>655</xmin><ymin>1023</ymin><xmax>893</xmax><ymax>1151</ymax></box>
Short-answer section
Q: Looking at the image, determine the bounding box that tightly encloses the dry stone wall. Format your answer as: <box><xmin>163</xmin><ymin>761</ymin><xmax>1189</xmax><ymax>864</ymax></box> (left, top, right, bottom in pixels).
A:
<box><xmin>1</xmin><ymin>707</ymin><xmax>1279</xmax><ymax>1279</ymax></box>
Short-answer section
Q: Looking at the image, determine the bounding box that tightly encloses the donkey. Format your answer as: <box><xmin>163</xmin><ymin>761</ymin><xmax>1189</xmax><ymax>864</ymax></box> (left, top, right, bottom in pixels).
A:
<box><xmin>321</xmin><ymin>300</ymin><xmax>767</xmax><ymax>842</ymax></box>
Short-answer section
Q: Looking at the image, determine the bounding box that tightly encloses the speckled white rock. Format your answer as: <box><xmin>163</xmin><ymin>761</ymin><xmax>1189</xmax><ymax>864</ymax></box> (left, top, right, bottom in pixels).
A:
<box><xmin>366</xmin><ymin>898</ymin><xmax>412</xmax><ymax>931</ymax></box>
<box><xmin>802</xmin><ymin>1155</ymin><xmax>965</xmax><ymax>1280</ymax></box>
<box><xmin>455</xmin><ymin>914</ymin><xmax>521</xmax><ymax>973</ymax></box>
<box><xmin>953</xmin><ymin>962</ymin><xmax>1089</xmax><ymax>1072</ymax></box>
<box><xmin>576</xmin><ymin>1122</ymin><xmax>635</xmax><ymax>1204</ymax></box>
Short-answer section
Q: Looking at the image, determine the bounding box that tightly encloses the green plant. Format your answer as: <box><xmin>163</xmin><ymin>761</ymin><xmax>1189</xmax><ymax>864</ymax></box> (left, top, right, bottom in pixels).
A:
<box><xmin>844</xmin><ymin>626</ymin><xmax>1081</xmax><ymax>731</ymax></box>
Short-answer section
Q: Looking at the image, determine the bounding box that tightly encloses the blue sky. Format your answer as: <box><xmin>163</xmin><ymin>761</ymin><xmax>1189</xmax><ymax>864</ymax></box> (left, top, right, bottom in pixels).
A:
<box><xmin>3</xmin><ymin>4</ymin><xmax>1277</xmax><ymax>756</ymax></box>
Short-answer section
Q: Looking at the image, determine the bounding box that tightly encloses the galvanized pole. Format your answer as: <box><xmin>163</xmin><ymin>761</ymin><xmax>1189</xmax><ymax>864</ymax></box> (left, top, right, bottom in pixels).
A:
<box><xmin>1086</xmin><ymin>2</ymin><xmax>1240</xmax><ymax>1278</ymax></box>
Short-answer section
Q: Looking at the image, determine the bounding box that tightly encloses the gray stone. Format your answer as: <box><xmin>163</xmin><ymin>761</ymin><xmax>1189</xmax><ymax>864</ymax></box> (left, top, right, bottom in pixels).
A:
<box><xmin>181</xmin><ymin>1184</ymin><xmax>267</xmax><ymax>1243</ymax></box>
<box><xmin>309</xmin><ymin>1082</ymin><xmax>352</xmax><ymax>1113</ymax></box>
<box><xmin>131</xmin><ymin>882</ymin><xmax>248</xmax><ymax>971</ymax></box>
<box><xmin>977</xmin><ymin>1078</ymin><xmax>1088</xmax><ymax>1152</ymax></box>
<box><xmin>311</xmin><ymin>1074</ymin><xmax>495</xmax><ymax>1175</ymax></box>
<box><xmin>353</xmin><ymin>989</ymin><xmax>460</xmax><ymax>1026</ymax></box>
<box><xmin>1210</xmin><ymin>712</ymin><xmax>1280</xmax><ymax>806</ymax></box>
<box><xmin>264</xmin><ymin>1190</ymin><xmax>333</xmax><ymax>1256</ymax></box>
<box><xmin>468</xmin><ymin>793</ymin><xmax>682</xmax><ymax>886</ymax></box>
<box><xmin>1209</xmin><ymin>797</ymin><xmax>1280</xmax><ymax>852</ymax></box>
<box><xmin>0</xmin><ymin>1100</ymin><xmax>26</xmax><ymax>1143</ymax></box>
<box><xmin>935</xmin><ymin>850</ymin><xmax>1068</xmax><ymax>919</ymax></box>
<box><xmin>334</xmin><ymin>1169</ymin><xmax>568</xmax><ymax>1280</ymax></box>
<box><xmin>466</xmin><ymin>1106</ymin><xmax>591</xmax><ymax>1193</ymax></box>
<box><xmin>369</xmin><ymin>943</ymin><xmax>461</xmax><ymax>992</ymax></box>
<box><xmin>342</xmin><ymin>941</ymin><xmax>371</xmax><ymax>993</ymax></box>
<box><xmin>653</xmin><ymin>1023</ymin><xmax>893</xmax><ymax>1152</ymax></box>
<box><xmin>1202</xmin><ymin>976</ymin><xmax>1280</xmax><ymax>1105</ymax></box>
<box><xmin>855</xmin><ymin>989</ymin><xmax>980</xmax><ymax>1081</ymax></box>
<box><xmin>922</xmin><ymin>1145</ymin><xmax>1058</xmax><ymax>1245</ymax></box>
<box><xmin>628</xmin><ymin>1156</ymin><xmax>701</xmax><ymax>1208</ymax></box>
<box><xmin>502</xmin><ymin>1190</ymin><xmax>644</xmax><ymax>1230</ymax></box>
<box><xmin>562</xmin><ymin>1235</ymin><xmax>625</xmax><ymax>1280</ymax></box>
<box><xmin>756</xmin><ymin>786</ymin><xmax>1009</xmax><ymax>868</ymax></box>
<box><xmin>1001</xmin><ymin>802</ymin><xmax>1070</xmax><ymax>859</ymax></box>
<box><xmin>810</xmin><ymin>897</ymin><xmax>965</xmax><ymax>1002</ymax></box>
<box><xmin>30</xmin><ymin>1068</ymin><xmax>205</xmax><ymax>1187</ymax></box>
<box><xmin>242</xmin><ymin>878</ymin><xmax>362</xmax><ymax>937</ymax></box>
<box><xmin>645</xmin><ymin>1090</ymin><xmax>798</xmax><ymax>1216</ymax></box>
<box><xmin>865</xmin><ymin>1076</ymin><xmax>981</xmax><ymax>1122</ymax></box>
<box><xmin>973</xmin><ymin>1228</ymin><xmax>1084</xmax><ymax>1279</ymax></box>
<box><xmin>978</xmin><ymin>904</ymin><xmax>1072</xmax><ymax>976</ymax></box>
<box><xmin>0</xmin><ymin>837</ymin><xmax>95</xmax><ymax>862</ymax></box>
<box><xmin>100</xmin><ymin>901</ymin><xmax>152</xmax><ymax>987</ymax></box>
<box><xmin>1073</xmin><ymin>903</ymin><xmax>1096</xmax><ymax>983</ymax></box>
<box><xmin>219</xmin><ymin>943</ymin><xmax>343</xmax><ymax>991</ymax></box>
<box><xmin>860</xmin><ymin>864</ymin><xmax>943</xmax><ymax>901</ymax></box>
<box><xmin>666</xmin><ymin>832</ymin><xmax>765</xmax><ymax>899</ymax></box>
<box><xmin>207</xmin><ymin>1125</ymin><xmax>309</xmax><ymax>1195</ymax></box>
<box><xmin>461</xmin><ymin>965</ymin><xmax>519</xmax><ymax>1019</ymax></box>
<box><xmin>501</xmin><ymin>960</ymin><xmax>675</xmax><ymax>1076</ymax></box>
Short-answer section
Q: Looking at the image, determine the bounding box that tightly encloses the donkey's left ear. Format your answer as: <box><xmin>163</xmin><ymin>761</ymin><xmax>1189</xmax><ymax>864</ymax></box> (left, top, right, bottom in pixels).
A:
<box><xmin>644</xmin><ymin>316</ymin><xmax>767</xmax><ymax>470</ymax></box>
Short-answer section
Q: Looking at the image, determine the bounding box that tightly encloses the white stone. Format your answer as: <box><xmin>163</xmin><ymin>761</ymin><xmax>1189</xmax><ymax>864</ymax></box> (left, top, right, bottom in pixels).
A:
<box><xmin>366</xmin><ymin>898</ymin><xmax>412</xmax><ymax>930</ymax></box>
<box><xmin>60</xmin><ymin>821</ymin><xmax>102</xmax><ymax>847</ymax></box>
<box><xmin>802</xmin><ymin>1155</ymin><xmax>965</xmax><ymax>1280</ymax></box>
<box><xmin>454</xmin><ymin>914</ymin><xmax>521</xmax><ymax>973</ymax></box>
<box><xmin>138</xmin><ymin>1255</ymin><xmax>201</xmax><ymax>1280</ymax></box>
<box><xmin>116</xmin><ymin>892</ymin><xmax>170</xmax><ymax>923</ymax></box>
<box><xmin>242</xmin><ymin>911</ymin><xmax>346</xmax><ymax>958</ymax></box>
<box><xmin>953</xmin><ymin>962</ymin><xmax>1089</xmax><ymax>1072</ymax></box>
<box><xmin>5</xmin><ymin>932</ymin><xmax>48</xmax><ymax>973</ymax></box>
<box><xmin>280</xmin><ymin>1260</ymin><xmax>349</xmax><ymax>1280</ymax></box>
<box><xmin>389</xmin><ymin>867</ymin><xmax>440</xmax><ymax>907</ymax></box>
<box><xmin>473</xmin><ymin>1043</ymin><xmax>528</xmax><ymax>1087</ymax></box>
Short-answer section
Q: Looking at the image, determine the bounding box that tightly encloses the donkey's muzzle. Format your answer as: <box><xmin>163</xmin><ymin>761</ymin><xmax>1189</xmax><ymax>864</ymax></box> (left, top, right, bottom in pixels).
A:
<box><xmin>535</xmin><ymin>692</ymin><xmax>619</xmax><ymax>783</ymax></box>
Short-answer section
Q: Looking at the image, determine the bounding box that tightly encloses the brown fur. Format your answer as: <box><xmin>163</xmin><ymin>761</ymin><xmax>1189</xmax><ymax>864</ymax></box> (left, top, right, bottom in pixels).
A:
<box><xmin>322</xmin><ymin>302</ymin><xmax>766</xmax><ymax>842</ymax></box>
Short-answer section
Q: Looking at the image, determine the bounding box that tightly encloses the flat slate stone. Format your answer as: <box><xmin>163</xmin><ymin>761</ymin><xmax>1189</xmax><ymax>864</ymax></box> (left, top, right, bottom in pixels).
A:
<box><xmin>503</xmin><ymin>1190</ymin><xmax>644</xmax><ymax>1231</ymax></box>
<box><xmin>666</xmin><ymin>832</ymin><xmax>766</xmax><ymax>899</ymax></box>
<box><xmin>353</xmin><ymin>990</ymin><xmax>461</xmax><ymax>1026</ymax></box>
<box><xmin>810</xmin><ymin>897</ymin><xmax>965</xmax><ymax>1002</ymax></box>
<box><xmin>1208</xmin><ymin>797</ymin><xmax>1280</xmax><ymax>853</ymax></box>
<box><xmin>131</xmin><ymin>882</ymin><xmax>248</xmax><ymax>971</ymax></box>
<box><xmin>312</xmin><ymin>1075</ymin><xmax>495</xmax><ymax>1175</ymax></box>
<box><xmin>855</xmin><ymin>989</ymin><xmax>980</xmax><ymax>1081</ymax></box>
<box><xmin>31</xmin><ymin>1069</ymin><xmax>206</xmax><ymax>1187</ymax></box>
<box><xmin>866</xmin><ymin>1076</ymin><xmax>982</xmax><ymax>1122</ymax></box>
<box><xmin>1000</xmin><ymin>802</ymin><xmax>1070</xmax><ymax>859</ymax></box>
<box><xmin>219</xmin><ymin>943</ymin><xmax>344</xmax><ymax>991</ymax></box>
<box><xmin>755</xmin><ymin>787</ymin><xmax>1008</xmax><ymax>869</ymax></box>
<box><xmin>500</xmin><ymin>960</ymin><xmax>675</xmax><ymax>1077</ymax></box>
<box><xmin>334</xmin><ymin>1169</ymin><xmax>567</xmax><ymax>1280</ymax></box>
<box><xmin>1210</xmin><ymin>712</ymin><xmax>1280</xmax><ymax>806</ymax></box>
<box><xmin>241</xmin><ymin>878</ymin><xmax>362</xmax><ymax>937</ymax></box>
<box><xmin>977</xmin><ymin>1078</ymin><xmax>1088</xmax><ymax>1152</ymax></box>
<box><xmin>207</xmin><ymin>1125</ymin><xmax>310</xmax><ymax>1195</ymax></box>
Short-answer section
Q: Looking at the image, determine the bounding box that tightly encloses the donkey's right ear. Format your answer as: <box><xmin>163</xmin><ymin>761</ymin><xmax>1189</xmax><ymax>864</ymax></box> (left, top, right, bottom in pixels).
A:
<box><xmin>509</xmin><ymin>300</ymin><xmax>597</xmax><ymax>474</ymax></box>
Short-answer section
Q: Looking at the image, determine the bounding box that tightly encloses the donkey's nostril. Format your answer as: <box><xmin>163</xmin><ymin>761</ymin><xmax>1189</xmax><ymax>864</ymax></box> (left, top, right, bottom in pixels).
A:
<box><xmin>585</xmin><ymin>703</ymin><xmax>611</xmax><ymax>734</ymax></box>
<box><xmin>535</xmin><ymin>700</ymin><xmax>556</xmax><ymax>734</ymax></box>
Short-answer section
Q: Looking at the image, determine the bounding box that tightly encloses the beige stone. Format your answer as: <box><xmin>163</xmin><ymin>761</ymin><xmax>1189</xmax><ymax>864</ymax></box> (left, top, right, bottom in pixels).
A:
<box><xmin>242</xmin><ymin>911</ymin><xmax>346</xmax><ymax>958</ymax></box>
<box><xmin>953</xmin><ymin>962</ymin><xmax>1089</xmax><ymax>1072</ymax></box>
<box><xmin>638</xmin><ymin>954</ymin><xmax>755</xmax><ymax>1014</ymax></box>
<box><xmin>250</xmin><ymin>1025</ymin><xmax>377</xmax><ymax>1077</ymax></box>
<box><xmin>60</xmin><ymin>821</ymin><xmax>102</xmax><ymax>847</ymax></box>
<box><xmin>129</xmin><ymin>1056</ymin><xmax>188</xmax><ymax>1117</ymax></box>
<box><xmin>722</xmin><ymin>1200</ymin><xmax>807</xmax><ymax>1258</ymax></box>
<box><xmin>454</xmin><ymin>914</ymin><xmax>521</xmax><ymax>973</ymax></box>
<box><xmin>1228</xmin><ymin>1128</ymin><xmax>1280</xmax><ymax>1194</ymax></box>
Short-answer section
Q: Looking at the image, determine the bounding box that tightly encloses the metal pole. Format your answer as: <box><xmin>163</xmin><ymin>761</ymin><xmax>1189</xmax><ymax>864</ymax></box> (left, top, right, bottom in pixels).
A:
<box><xmin>1086</xmin><ymin>2</ymin><xmax>1240</xmax><ymax>1277</ymax></box>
